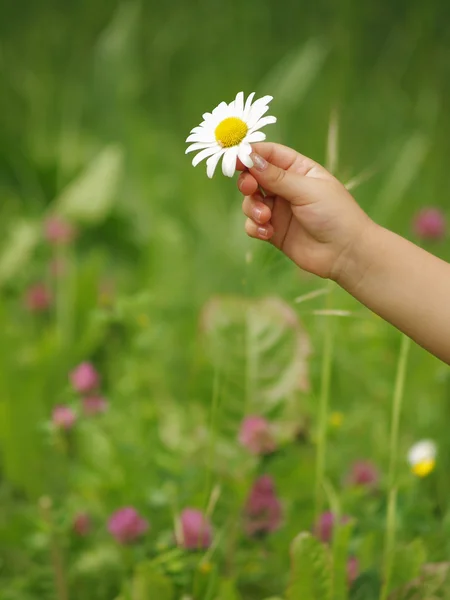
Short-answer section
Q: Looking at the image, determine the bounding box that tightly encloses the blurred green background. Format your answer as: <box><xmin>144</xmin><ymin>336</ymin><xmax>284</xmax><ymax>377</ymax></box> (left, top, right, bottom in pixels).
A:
<box><xmin>1</xmin><ymin>0</ymin><xmax>450</xmax><ymax>598</ymax></box>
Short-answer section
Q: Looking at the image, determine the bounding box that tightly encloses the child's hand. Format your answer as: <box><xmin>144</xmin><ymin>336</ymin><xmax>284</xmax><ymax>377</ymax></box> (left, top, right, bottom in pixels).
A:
<box><xmin>239</xmin><ymin>142</ymin><xmax>373</xmax><ymax>281</ymax></box>
<box><xmin>238</xmin><ymin>142</ymin><xmax>450</xmax><ymax>364</ymax></box>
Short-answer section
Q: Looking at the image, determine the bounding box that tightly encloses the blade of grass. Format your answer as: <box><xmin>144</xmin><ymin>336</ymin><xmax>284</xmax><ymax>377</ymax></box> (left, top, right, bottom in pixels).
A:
<box><xmin>380</xmin><ymin>334</ymin><xmax>411</xmax><ymax>600</ymax></box>
<box><xmin>315</xmin><ymin>280</ymin><xmax>336</xmax><ymax>517</ymax></box>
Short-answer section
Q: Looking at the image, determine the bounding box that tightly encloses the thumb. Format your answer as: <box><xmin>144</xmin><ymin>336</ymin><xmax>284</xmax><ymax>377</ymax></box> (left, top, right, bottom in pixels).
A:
<box><xmin>249</xmin><ymin>152</ymin><xmax>309</xmax><ymax>204</ymax></box>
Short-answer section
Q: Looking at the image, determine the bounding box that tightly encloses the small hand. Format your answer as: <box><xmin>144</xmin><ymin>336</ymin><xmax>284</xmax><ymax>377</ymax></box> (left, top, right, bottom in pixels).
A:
<box><xmin>238</xmin><ymin>142</ymin><xmax>372</xmax><ymax>280</ymax></box>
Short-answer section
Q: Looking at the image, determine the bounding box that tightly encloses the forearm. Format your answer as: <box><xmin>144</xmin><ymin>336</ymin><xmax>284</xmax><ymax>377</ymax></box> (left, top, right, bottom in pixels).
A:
<box><xmin>337</xmin><ymin>222</ymin><xmax>450</xmax><ymax>364</ymax></box>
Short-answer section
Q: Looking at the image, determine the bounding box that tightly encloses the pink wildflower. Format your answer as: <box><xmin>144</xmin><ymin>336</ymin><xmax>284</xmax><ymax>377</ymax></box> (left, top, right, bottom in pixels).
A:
<box><xmin>44</xmin><ymin>216</ymin><xmax>76</xmax><ymax>245</ymax></box>
<box><xmin>52</xmin><ymin>405</ymin><xmax>76</xmax><ymax>430</ymax></box>
<box><xmin>177</xmin><ymin>508</ymin><xmax>212</xmax><ymax>550</ymax></box>
<box><xmin>313</xmin><ymin>512</ymin><xmax>351</xmax><ymax>544</ymax></box>
<box><xmin>24</xmin><ymin>283</ymin><xmax>52</xmax><ymax>312</ymax></box>
<box><xmin>346</xmin><ymin>460</ymin><xmax>379</xmax><ymax>489</ymax></box>
<box><xmin>82</xmin><ymin>396</ymin><xmax>108</xmax><ymax>416</ymax></box>
<box><xmin>238</xmin><ymin>416</ymin><xmax>276</xmax><ymax>455</ymax></box>
<box><xmin>108</xmin><ymin>507</ymin><xmax>148</xmax><ymax>544</ymax></box>
<box><xmin>413</xmin><ymin>208</ymin><xmax>445</xmax><ymax>241</ymax></box>
<box><xmin>73</xmin><ymin>513</ymin><xmax>91</xmax><ymax>536</ymax></box>
<box><xmin>244</xmin><ymin>475</ymin><xmax>282</xmax><ymax>536</ymax></box>
<box><xmin>347</xmin><ymin>556</ymin><xmax>359</xmax><ymax>586</ymax></box>
<box><xmin>70</xmin><ymin>362</ymin><xmax>99</xmax><ymax>394</ymax></box>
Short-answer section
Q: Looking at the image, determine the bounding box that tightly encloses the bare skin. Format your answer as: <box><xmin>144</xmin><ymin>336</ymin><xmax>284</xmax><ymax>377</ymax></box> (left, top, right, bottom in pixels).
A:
<box><xmin>239</xmin><ymin>142</ymin><xmax>450</xmax><ymax>365</ymax></box>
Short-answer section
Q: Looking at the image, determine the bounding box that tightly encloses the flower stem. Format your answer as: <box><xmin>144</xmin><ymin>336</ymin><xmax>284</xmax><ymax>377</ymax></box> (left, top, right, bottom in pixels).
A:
<box><xmin>380</xmin><ymin>333</ymin><xmax>411</xmax><ymax>600</ymax></box>
<box><xmin>39</xmin><ymin>496</ymin><xmax>69</xmax><ymax>600</ymax></box>
<box><xmin>314</xmin><ymin>281</ymin><xmax>335</xmax><ymax>517</ymax></box>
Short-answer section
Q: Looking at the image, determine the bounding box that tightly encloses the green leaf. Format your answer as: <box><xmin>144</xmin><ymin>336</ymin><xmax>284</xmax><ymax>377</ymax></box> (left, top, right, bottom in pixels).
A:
<box><xmin>389</xmin><ymin>539</ymin><xmax>426</xmax><ymax>592</ymax></box>
<box><xmin>216</xmin><ymin>579</ymin><xmax>241</xmax><ymax>600</ymax></box>
<box><xmin>0</xmin><ymin>221</ymin><xmax>40</xmax><ymax>286</ymax></box>
<box><xmin>287</xmin><ymin>532</ymin><xmax>332</xmax><ymax>600</ymax></box>
<box><xmin>55</xmin><ymin>145</ymin><xmax>123</xmax><ymax>224</ymax></box>
<box><xmin>201</xmin><ymin>296</ymin><xmax>311</xmax><ymax>434</ymax></box>
<box><xmin>192</xmin><ymin>563</ymin><xmax>219</xmax><ymax>600</ymax></box>
<box><xmin>332</xmin><ymin>520</ymin><xmax>354</xmax><ymax>600</ymax></box>
<box><xmin>388</xmin><ymin>561</ymin><xmax>450</xmax><ymax>600</ymax></box>
<box><xmin>131</xmin><ymin>562</ymin><xmax>173</xmax><ymax>600</ymax></box>
<box><xmin>349</xmin><ymin>570</ymin><xmax>382</xmax><ymax>600</ymax></box>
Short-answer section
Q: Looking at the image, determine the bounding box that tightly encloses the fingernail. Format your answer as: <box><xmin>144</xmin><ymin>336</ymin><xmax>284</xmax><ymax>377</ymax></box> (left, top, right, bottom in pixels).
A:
<box><xmin>253</xmin><ymin>207</ymin><xmax>263</xmax><ymax>221</ymax></box>
<box><xmin>257</xmin><ymin>226</ymin><xmax>268</xmax><ymax>238</ymax></box>
<box><xmin>251</xmin><ymin>152</ymin><xmax>267</xmax><ymax>171</ymax></box>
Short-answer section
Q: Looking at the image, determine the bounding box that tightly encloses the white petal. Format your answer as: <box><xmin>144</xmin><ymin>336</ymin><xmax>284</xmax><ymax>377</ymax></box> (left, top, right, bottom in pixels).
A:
<box><xmin>202</xmin><ymin>112</ymin><xmax>212</xmax><ymax>120</ymax></box>
<box><xmin>234</xmin><ymin>92</ymin><xmax>244</xmax><ymax>116</ymax></box>
<box><xmin>240</xmin><ymin>141</ymin><xmax>252</xmax><ymax>155</ymax></box>
<box><xmin>211</xmin><ymin>105</ymin><xmax>231</xmax><ymax>127</ymax></box>
<box><xmin>243</xmin><ymin>92</ymin><xmax>256</xmax><ymax>120</ymax></box>
<box><xmin>249</xmin><ymin>115</ymin><xmax>277</xmax><ymax>133</ymax></box>
<box><xmin>206</xmin><ymin>149</ymin><xmax>226</xmax><ymax>178</ymax></box>
<box><xmin>190</xmin><ymin>126</ymin><xmax>205</xmax><ymax>134</ymax></box>
<box><xmin>254</xmin><ymin>94</ymin><xmax>273</xmax><ymax>107</ymax></box>
<box><xmin>246</xmin><ymin>131</ymin><xmax>266</xmax><ymax>143</ymax></box>
<box><xmin>248</xmin><ymin>105</ymin><xmax>270</xmax><ymax>128</ymax></box>
<box><xmin>212</xmin><ymin>101</ymin><xmax>228</xmax><ymax>115</ymax></box>
<box><xmin>186</xmin><ymin>141</ymin><xmax>216</xmax><ymax>154</ymax></box>
<box><xmin>192</xmin><ymin>145</ymin><xmax>222</xmax><ymax>166</ymax></box>
<box><xmin>186</xmin><ymin>130</ymin><xmax>215</xmax><ymax>143</ymax></box>
<box><xmin>238</xmin><ymin>145</ymin><xmax>254</xmax><ymax>168</ymax></box>
<box><xmin>407</xmin><ymin>440</ymin><xmax>437</xmax><ymax>465</ymax></box>
<box><xmin>222</xmin><ymin>146</ymin><xmax>239</xmax><ymax>178</ymax></box>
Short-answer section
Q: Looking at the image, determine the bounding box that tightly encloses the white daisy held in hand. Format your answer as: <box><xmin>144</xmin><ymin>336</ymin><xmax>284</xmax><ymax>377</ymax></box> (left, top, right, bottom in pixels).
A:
<box><xmin>407</xmin><ymin>439</ymin><xmax>437</xmax><ymax>477</ymax></box>
<box><xmin>185</xmin><ymin>91</ymin><xmax>276</xmax><ymax>178</ymax></box>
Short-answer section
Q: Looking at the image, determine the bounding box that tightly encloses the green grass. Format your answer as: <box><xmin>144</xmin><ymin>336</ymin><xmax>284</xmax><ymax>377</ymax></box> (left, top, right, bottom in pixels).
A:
<box><xmin>1</xmin><ymin>0</ymin><xmax>450</xmax><ymax>598</ymax></box>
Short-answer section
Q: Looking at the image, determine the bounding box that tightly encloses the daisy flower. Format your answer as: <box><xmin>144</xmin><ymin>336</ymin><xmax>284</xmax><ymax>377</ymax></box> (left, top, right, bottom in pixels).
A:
<box><xmin>185</xmin><ymin>91</ymin><xmax>276</xmax><ymax>178</ymax></box>
<box><xmin>407</xmin><ymin>439</ymin><xmax>437</xmax><ymax>477</ymax></box>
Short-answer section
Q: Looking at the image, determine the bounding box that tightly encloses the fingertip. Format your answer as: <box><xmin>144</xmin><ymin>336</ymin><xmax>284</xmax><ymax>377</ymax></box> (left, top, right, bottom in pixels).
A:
<box><xmin>244</xmin><ymin>218</ymin><xmax>273</xmax><ymax>240</ymax></box>
<box><xmin>253</xmin><ymin>203</ymin><xmax>272</xmax><ymax>225</ymax></box>
<box><xmin>238</xmin><ymin>171</ymin><xmax>259</xmax><ymax>196</ymax></box>
<box><xmin>257</xmin><ymin>223</ymin><xmax>274</xmax><ymax>240</ymax></box>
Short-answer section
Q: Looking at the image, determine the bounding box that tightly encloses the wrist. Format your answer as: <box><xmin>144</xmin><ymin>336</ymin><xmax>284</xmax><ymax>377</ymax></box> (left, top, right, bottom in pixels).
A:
<box><xmin>332</xmin><ymin>219</ymin><xmax>385</xmax><ymax>294</ymax></box>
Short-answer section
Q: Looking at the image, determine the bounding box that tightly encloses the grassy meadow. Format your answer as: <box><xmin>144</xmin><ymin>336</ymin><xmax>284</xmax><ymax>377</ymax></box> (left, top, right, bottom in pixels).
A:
<box><xmin>1</xmin><ymin>0</ymin><xmax>450</xmax><ymax>598</ymax></box>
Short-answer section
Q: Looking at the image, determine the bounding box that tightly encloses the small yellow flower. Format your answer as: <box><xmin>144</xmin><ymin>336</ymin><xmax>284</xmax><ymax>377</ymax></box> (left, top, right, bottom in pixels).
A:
<box><xmin>329</xmin><ymin>412</ymin><xmax>343</xmax><ymax>429</ymax></box>
<box><xmin>407</xmin><ymin>440</ymin><xmax>437</xmax><ymax>478</ymax></box>
<box><xmin>412</xmin><ymin>458</ymin><xmax>435</xmax><ymax>478</ymax></box>
<box><xmin>199</xmin><ymin>561</ymin><xmax>213</xmax><ymax>574</ymax></box>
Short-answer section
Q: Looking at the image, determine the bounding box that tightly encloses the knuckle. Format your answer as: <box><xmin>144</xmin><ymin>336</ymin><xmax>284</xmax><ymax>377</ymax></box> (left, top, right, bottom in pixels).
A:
<box><xmin>242</xmin><ymin>197</ymin><xmax>253</xmax><ymax>217</ymax></box>
<box><xmin>272</xmin><ymin>167</ymin><xmax>286</xmax><ymax>185</ymax></box>
<box><xmin>244</xmin><ymin>218</ymin><xmax>255</xmax><ymax>237</ymax></box>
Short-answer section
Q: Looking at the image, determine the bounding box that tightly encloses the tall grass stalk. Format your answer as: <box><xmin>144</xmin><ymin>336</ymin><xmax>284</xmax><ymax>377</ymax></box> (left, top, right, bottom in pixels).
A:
<box><xmin>380</xmin><ymin>333</ymin><xmax>411</xmax><ymax>600</ymax></box>
<box><xmin>39</xmin><ymin>496</ymin><xmax>69</xmax><ymax>600</ymax></box>
<box><xmin>314</xmin><ymin>280</ymin><xmax>335</xmax><ymax>517</ymax></box>
<box><xmin>313</xmin><ymin>109</ymin><xmax>340</xmax><ymax>517</ymax></box>
<box><xmin>203</xmin><ymin>363</ymin><xmax>221</xmax><ymax>509</ymax></box>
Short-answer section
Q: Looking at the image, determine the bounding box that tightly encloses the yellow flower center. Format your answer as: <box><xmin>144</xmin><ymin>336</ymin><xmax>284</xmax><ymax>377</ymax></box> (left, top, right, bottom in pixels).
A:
<box><xmin>412</xmin><ymin>458</ymin><xmax>435</xmax><ymax>477</ymax></box>
<box><xmin>199</xmin><ymin>562</ymin><xmax>213</xmax><ymax>574</ymax></box>
<box><xmin>215</xmin><ymin>117</ymin><xmax>248</xmax><ymax>148</ymax></box>
<box><xmin>329</xmin><ymin>411</ymin><xmax>343</xmax><ymax>428</ymax></box>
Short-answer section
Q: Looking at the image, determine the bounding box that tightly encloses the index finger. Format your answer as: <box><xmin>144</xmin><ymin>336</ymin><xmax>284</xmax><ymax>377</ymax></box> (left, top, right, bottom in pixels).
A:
<box><xmin>236</xmin><ymin>142</ymin><xmax>320</xmax><ymax>175</ymax></box>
